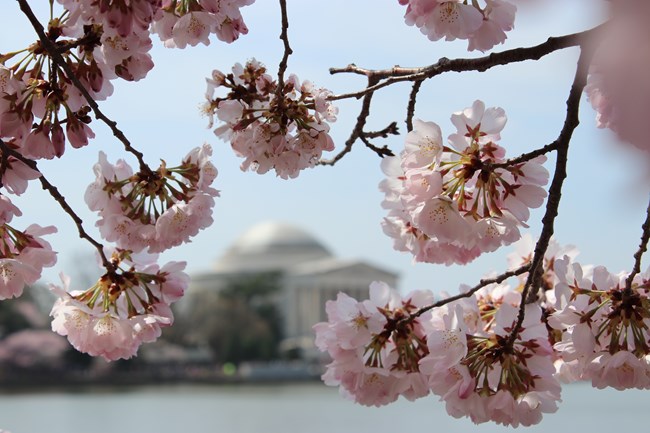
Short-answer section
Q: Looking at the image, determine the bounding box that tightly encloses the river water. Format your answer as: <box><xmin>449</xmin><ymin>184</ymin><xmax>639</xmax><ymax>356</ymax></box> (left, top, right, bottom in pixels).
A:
<box><xmin>0</xmin><ymin>382</ymin><xmax>648</xmax><ymax>432</ymax></box>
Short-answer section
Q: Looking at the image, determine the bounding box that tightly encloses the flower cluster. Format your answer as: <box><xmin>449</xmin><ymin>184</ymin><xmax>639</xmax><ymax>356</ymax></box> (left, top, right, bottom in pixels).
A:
<box><xmin>314</xmin><ymin>282</ymin><xmax>432</xmax><ymax>406</ymax></box>
<box><xmin>398</xmin><ymin>0</ymin><xmax>517</xmax><ymax>52</ymax></box>
<box><xmin>50</xmin><ymin>249</ymin><xmax>189</xmax><ymax>361</ymax></box>
<box><xmin>315</xmin><ymin>234</ymin><xmax>650</xmax><ymax>426</ymax></box>
<box><xmin>549</xmin><ymin>258</ymin><xmax>650</xmax><ymax>390</ymax></box>
<box><xmin>1</xmin><ymin>0</ymin><xmax>255</xmax><ymax>162</ymax></box>
<box><xmin>381</xmin><ymin>100</ymin><xmax>548</xmax><ymax>265</ymax></box>
<box><xmin>0</xmin><ymin>195</ymin><xmax>57</xmax><ymax>300</ymax></box>
<box><xmin>314</xmin><ymin>277</ymin><xmax>561</xmax><ymax>426</ymax></box>
<box><xmin>153</xmin><ymin>0</ymin><xmax>255</xmax><ymax>48</ymax></box>
<box><xmin>85</xmin><ymin>144</ymin><xmax>219</xmax><ymax>254</ymax></box>
<box><xmin>204</xmin><ymin>59</ymin><xmax>337</xmax><ymax>179</ymax></box>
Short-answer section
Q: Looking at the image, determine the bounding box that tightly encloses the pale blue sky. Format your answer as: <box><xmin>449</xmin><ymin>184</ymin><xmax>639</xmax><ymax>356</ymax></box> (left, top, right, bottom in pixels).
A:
<box><xmin>1</xmin><ymin>1</ymin><xmax>647</xmax><ymax>295</ymax></box>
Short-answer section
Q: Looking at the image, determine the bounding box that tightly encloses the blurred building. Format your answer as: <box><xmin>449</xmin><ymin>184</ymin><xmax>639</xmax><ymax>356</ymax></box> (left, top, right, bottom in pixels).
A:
<box><xmin>189</xmin><ymin>221</ymin><xmax>398</xmax><ymax>354</ymax></box>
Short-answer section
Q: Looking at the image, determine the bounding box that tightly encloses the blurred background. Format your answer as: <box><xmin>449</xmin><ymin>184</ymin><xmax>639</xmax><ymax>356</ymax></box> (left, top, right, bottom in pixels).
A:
<box><xmin>1</xmin><ymin>1</ymin><xmax>649</xmax><ymax>432</ymax></box>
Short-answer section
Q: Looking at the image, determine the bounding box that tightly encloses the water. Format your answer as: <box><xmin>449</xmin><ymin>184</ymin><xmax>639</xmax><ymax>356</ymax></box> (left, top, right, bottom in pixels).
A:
<box><xmin>0</xmin><ymin>382</ymin><xmax>648</xmax><ymax>432</ymax></box>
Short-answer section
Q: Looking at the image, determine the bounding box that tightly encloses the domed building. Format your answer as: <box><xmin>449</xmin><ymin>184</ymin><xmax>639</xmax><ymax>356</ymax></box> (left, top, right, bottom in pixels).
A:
<box><xmin>189</xmin><ymin>221</ymin><xmax>398</xmax><ymax>354</ymax></box>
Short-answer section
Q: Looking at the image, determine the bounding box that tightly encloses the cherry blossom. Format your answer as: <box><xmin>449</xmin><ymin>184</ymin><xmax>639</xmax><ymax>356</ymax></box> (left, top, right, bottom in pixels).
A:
<box><xmin>50</xmin><ymin>249</ymin><xmax>188</xmax><ymax>361</ymax></box>
<box><xmin>422</xmin><ymin>283</ymin><xmax>560</xmax><ymax>426</ymax></box>
<box><xmin>549</xmin><ymin>258</ymin><xmax>650</xmax><ymax>390</ymax></box>
<box><xmin>399</xmin><ymin>0</ymin><xmax>517</xmax><ymax>51</ymax></box>
<box><xmin>205</xmin><ymin>59</ymin><xmax>337</xmax><ymax>179</ymax></box>
<box><xmin>153</xmin><ymin>0</ymin><xmax>255</xmax><ymax>48</ymax></box>
<box><xmin>314</xmin><ymin>281</ymin><xmax>433</xmax><ymax>406</ymax></box>
<box><xmin>0</xmin><ymin>195</ymin><xmax>57</xmax><ymax>300</ymax></box>
<box><xmin>315</xmin><ymin>273</ymin><xmax>561</xmax><ymax>426</ymax></box>
<box><xmin>381</xmin><ymin>101</ymin><xmax>548</xmax><ymax>265</ymax></box>
<box><xmin>85</xmin><ymin>144</ymin><xmax>219</xmax><ymax>253</ymax></box>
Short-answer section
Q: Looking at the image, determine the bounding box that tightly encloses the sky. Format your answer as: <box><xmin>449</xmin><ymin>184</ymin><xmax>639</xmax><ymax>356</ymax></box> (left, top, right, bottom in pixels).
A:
<box><xmin>1</xmin><ymin>0</ymin><xmax>648</xmax><ymax>297</ymax></box>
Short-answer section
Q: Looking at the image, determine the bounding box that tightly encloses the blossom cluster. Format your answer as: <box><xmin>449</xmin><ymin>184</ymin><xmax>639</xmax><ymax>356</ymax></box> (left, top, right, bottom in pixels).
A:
<box><xmin>0</xmin><ymin>1</ymin><xmax>233</xmax><ymax>360</ymax></box>
<box><xmin>314</xmin><ymin>277</ymin><xmax>561</xmax><ymax>426</ymax></box>
<box><xmin>50</xmin><ymin>249</ymin><xmax>189</xmax><ymax>361</ymax></box>
<box><xmin>85</xmin><ymin>144</ymin><xmax>219</xmax><ymax>254</ymax></box>
<box><xmin>1</xmin><ymin>0</ymin><xmax>255</xmax><ymax>162</ymax></box>
<box><xmin>314</xmin><ymin>282</ymin><xmax>433</xmax><ymax>406</ymax></box>
<box><xmin>381</xmin><ymin>100</ymin><xmax>548</xmax><ymax>265</ymax></box>
<box><xmin>154</xmin><ymin>0</ymin><xmax>255</xmax><ymax>48</ymax></box>
<box><xmin>549</xmin><ymin>259</ymin><xmax>650</xmax><ymax>389</ymax></box>
<box><xmin>204</xmin><ymin>59</ymin><xmax>337</xmax><ymax>179</ymax></box>
<box><xmin>315</xmin><ymin>237</ymin><xmax>650</xmax><ymax>426</ymax></box>
<box><xmin>398</xmin><ymin>0</ymin><xmax>517</xmax><ymax>52</ymax></box>
<box><xmin>0</xmin><ymin>195</ymin><xmax>57</xmax><ymax>300</ymax></box>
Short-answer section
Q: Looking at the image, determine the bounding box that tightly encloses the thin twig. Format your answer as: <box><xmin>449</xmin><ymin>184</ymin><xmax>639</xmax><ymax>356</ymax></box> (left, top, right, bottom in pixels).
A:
<box><xmin>406</xmin><ymin>80</ymin><xmax>423</xmax><ymax>133</ymax></box>
<box><xmin>16</xmin><ymin>0</ymin><xmax>152</xmax><ymax>175</ymax></box>
<box><xmin>506</xmin><ymin>44</ymin><xmax>594</xmax><ymax>349</ymax></box>
<box><xmin>359</xmin><ymin>135</ymin><xmax>394</xmax><ymax>158</ymax></box>
<box><xmin>275</xmin><ymin>0</ymin><xmax>293</xmax><ymax>97</ymax></box>
<box><xmin>0</xmin><ymin>149</ymin><xmax>9</xmax><ymax>189</ymax></box>
<box><xmin>357</xmin><ymin>122</ymin><xmax>399</xmax><ymax>158</ymax></box>
<box><xmin>404</xmin><ymin>264</ymin><xmax>531</xmax><ymax>323</ymax></box>
<box><xmin>624</xmin><ymin>195</ymin><xmax>650</xmax><ymax>294</ymax></box>
<box><xmin>0</xmin><ymin>138</ymin><xmax>113</xmax><ymax>272</ymax></box>
<box><xmin>319</xmin><ymin>76</ymin><xmax>380</xmax><ymax>166</ymax></box>
<box><xmin>491</xmin><ymin>141</ymin><xmax>559</xmax><ymax>169</ymax></box>
<box><xmin>364</xmin><ymin>122</ymin><xmax>399</xmax><ymax>140</ymax></box>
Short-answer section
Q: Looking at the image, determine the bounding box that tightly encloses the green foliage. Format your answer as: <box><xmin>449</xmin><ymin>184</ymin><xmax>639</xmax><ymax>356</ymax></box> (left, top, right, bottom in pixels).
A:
<box><xmin>174</xmin><ymin>272</ymin><xmax>284</xmax><ymax>365</ymax></box>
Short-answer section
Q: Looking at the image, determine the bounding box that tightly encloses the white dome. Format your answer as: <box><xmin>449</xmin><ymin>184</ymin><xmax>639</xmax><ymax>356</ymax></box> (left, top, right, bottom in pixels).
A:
<box><xmin>214</xmin><ymin>222</ymin><xmax>332</xmax><ymax>273</ymax></box>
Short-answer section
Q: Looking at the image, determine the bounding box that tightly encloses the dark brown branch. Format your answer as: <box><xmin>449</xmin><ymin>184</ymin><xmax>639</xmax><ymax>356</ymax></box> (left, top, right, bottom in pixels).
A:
<box><xmin>275</xmin><ymin>0</ymin><xmax>293</xmax><ymax>96</ymax></box>
<box><xmin>406</xmin><ymin>80</ymin><xmax>423</xmax><ymax>133</ymax></box>
<box><xmin>506</xmin><ymin>44</ymin><xmax>594</xmax><ymax>349</ymax></box>
<box><xmin>358</xmin><ymin>122</ymin><xmax>398</xmax><ymax>158</ymax></box>
<box><xmin>364</xmin><ymin>122</ymin><xmax>399</xmax><ymax>140</ymax></box>
<box><xmin>491</xmin><ymin>141</ymin><xmax>559</xmax><ymax>169</ymax></box>
<box><xmin>329</xmin><ymin>24</ymin><xmax>605</xmax><ymax>101</ymax></box>
<box><xmin>16</xmin><ymin>0</ymin><xmax>152</xmax><ymax>175</ymax></box>
<box><xmin>624</xmin><ymin>195</ymin><xmax>650</xmax><ymax>294</ymax></box>
<box><xmin>0</xmin><ymin>148</ymin><xmax>9</xmax><ymax>189</ymax></box>
<box><xmin>359</xmin><ymin>135</ymin><xmax>395</xmax><ymax>158</ymax></box>
<box><xmin>0</xmin><ymin>139</ymin><xmax>113</xmax><ymax>272</ymax></box>
<box><xmin>319</xmin><ymin>76</ymin><xmax>380</xmax><ymax>166</ymax></box>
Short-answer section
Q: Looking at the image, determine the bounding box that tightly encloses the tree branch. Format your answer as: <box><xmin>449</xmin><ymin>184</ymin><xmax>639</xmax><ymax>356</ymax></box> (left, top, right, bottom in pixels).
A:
<box><xmin>275</xmin><ymin>0</ymin><xmax>293</xmax><ymax>96</ymax></box>
<box><xmin>329</xmin><ymin>24</ymin><xmax>605</xmax><ymax>101</ymax></box>
<box><xmin>624</xmin><ymin>195</ymin><xmax>650</xmax><ymax>294</ymax></box>
<box><xmin>0</xmin><ymin>138</ymin><xmax>113</xmax><ymax>272</ymax></box>
<box><xmin>406</xmin><ymin>80</ymin><xmax>423</xmax><ymax>133</ymax></box>
<box><xmin>319</xmin><ymin>76</ymin><xmax>380</xmax><ymax>166</ymax></box>
<box><xmin>506</xmin><ymin>43</ymin><xmax>595</xmax><ymax>349</ymax></box>
<box><xmin>407</xmin><ymin>264</ymin><xmax>531</xmax><ymax>322</ymax></box>
<box><xmin>321</xmin><ymin>24</ymin><xmax>606</xmax><ymax>167</ymax></box>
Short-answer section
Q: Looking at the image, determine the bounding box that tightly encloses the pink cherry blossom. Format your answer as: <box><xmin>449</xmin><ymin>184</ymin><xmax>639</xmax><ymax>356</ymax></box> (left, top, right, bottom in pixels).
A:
<box><xmin>50</xmin><ymin>250</ymin><xmax>187</xmax><ymax>361</ymax></box>
<box><xmin>0</xmin><ymin>198</ymin><xmax>57</xmax><ymax>300</ymax></box>
<box><xmin>549</xmin><ymin>258</ymin><xmax>650</xmax><ymax>389</ymax></box>
<box><xmin>86</xmin><ymin>146</ymin><xmax>219</xmax><ymax>253</ymax></box>
<box><xmin>467</xmin><ymin>0</ymin><xmax>517</xmax><ymax>52</ymax></box>
<box><xmin>399</xmin><ymin>0</ymin><xmax>517</xmax><ymax>51</ymax></box>
<box><xmin>206</xmin><ymin>59</ymin><xmax>337</xmax><ymax>178</ymax></box>
<box><xmin>153</xmin><ymin>0</ymin><xmax>254</xmax><ymax>48</ymax></box>
<box><xmin>380</xmin><ymin>102</ymin><xmax>548</xmax><ymax>265</ymax></box>
<box><xmin>314</xmin><ymin>281</ymin><xmax>434</xmax><ymax>406</ymax></box>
